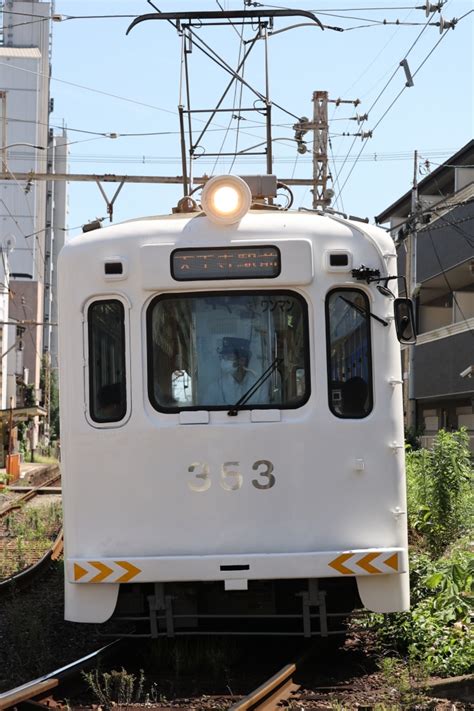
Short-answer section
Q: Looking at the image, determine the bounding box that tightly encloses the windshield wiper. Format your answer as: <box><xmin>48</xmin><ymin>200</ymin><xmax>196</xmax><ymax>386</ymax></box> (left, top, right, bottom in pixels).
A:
<box><xmin>228</xmin><ymin>357</ymin><xmax>282</xmax><ymax>417</ymax></box>
<box><xmin>340</xmin><ymin>296</ymin><xmax>388</xmax><ymax>327</ymax></box>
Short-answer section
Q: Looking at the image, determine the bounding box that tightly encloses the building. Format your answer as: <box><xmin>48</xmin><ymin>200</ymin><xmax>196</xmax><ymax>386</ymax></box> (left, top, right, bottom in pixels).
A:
<box><xmin>375</xmin><ymin>140</ymin><xmax>474</xmax><ymax>449</ymax></box>
<box><xmin>0</xmin><ymin>0</ymin><xmax>68</xmax><ymax>451</ymax></box>
<box><xmin>0</xmin><ymin>239</ymin><xmax>12</xmax><ymax>412</ymax></box>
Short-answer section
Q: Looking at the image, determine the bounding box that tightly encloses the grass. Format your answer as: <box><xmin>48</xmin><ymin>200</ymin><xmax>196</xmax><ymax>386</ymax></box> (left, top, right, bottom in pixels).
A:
<box><xmin>0</xmin><ymin>500</ymin><xmax>62</xmax><ymax>578</ymax></box>
<box><xmin>30</xmin><ymin>453</ymin><xmax>59</xmax><ymax>466</ymax></box>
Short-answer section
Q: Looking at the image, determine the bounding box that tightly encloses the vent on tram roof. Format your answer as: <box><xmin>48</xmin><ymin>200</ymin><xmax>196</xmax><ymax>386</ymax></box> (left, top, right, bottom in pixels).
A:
<box><xmin>330</xmin><ymin>253</ymin><xmax>349</xmax><ymax>267</ymax></box>
<box><xmin>105</xmin><ymin>261</ymin><xmax>123</xmax><ymax>275</ymax></box>
<box><xmin>325</xmin><ymin>250</ymin><xmax>352</xmax><ymax>272</ymax></box>
<box><xmin>103</xmin><ymin>258</ymin><xmax>128</xmax><ymax>280</ymax></box>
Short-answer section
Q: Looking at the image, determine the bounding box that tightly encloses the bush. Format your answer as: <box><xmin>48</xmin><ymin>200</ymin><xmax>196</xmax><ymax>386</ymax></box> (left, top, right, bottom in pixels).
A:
<box><xmin>359</xmin><ymin>430</ymin><xmax>474</xmax><ymax>678</ymax></box>
<box><xmin>83</xmin><ymin>668</ymin><xmax>145</xmax><ymax>709</ymax></box>
<box><xmin>406</xmin><ymin>428</ymin><xmax>473</xmax><ymax>557</ymax></box>
<box><xmin>361</xmin><ymin>548</ymin><xmax>473</xmax><ymax>677</ymax></box>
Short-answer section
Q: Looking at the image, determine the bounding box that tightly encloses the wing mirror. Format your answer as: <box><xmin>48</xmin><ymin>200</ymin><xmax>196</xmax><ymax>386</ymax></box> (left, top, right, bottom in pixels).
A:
<box><xmin>394</xmin><ymin>298</ymin><xmax>416</xmax><ymax>344</ymax></box>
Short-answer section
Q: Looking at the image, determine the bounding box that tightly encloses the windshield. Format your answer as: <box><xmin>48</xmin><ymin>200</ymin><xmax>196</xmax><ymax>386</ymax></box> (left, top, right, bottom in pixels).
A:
<box><xmin>147</xmin><ymin>291</ymin><xmax>310</xmax><ymax>412</ymax></box>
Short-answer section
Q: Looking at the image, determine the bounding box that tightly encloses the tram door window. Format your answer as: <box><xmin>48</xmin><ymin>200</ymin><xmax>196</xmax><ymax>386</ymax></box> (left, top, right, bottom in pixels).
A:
<box><xmin>147</xmin><ymin>291</ymin><xmax>310</xmax><ymax>412</ymax></box>
<box><xmin>88</xmin><ymin>300</ymin><xmax>127</xmax><ymax>423</ymax></box>
<box><xmin>326</xmin><ymin>289</ymin><xmax>373</xmax><ymax>418</ymax></box>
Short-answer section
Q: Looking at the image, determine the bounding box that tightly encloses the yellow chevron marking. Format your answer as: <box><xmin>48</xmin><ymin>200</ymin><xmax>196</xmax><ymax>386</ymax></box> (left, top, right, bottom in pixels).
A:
<box><xmin>384</xmin><ymin>553</ymin><xmax>399</xmax><ymax>571</ymax></box>
<box><xmin>74</xmin><ymin>563</ymin><xmax>88</xmax><ymax>581</ymax></box>
<box><xmin>116</xmin><ymin>561</ymin><xmax>141</xmax><ymax>583</ymax></box>
<box><xmin>90</xmin><ymin>561</ymin><xmax>114</xmax><ymax>583</ymax></box>
<box><xmin>357</xmin><ymin>552</ymin><xmax>381</xmax><ymax>574</ymax></box>
<box><xmin>328</xmin><ymin>553</ymin><xmax>354</xmax><ymax>575</ymax></box>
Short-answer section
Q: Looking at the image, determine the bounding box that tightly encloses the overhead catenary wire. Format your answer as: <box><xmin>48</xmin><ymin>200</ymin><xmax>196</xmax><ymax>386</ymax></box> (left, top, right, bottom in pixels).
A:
<box><xmin>333</xmin><ymin>10</ymin><xmax>456</xmax><ymax>204</ymax></box>
<box><xmin>328</xmin><ymin>136</ymin><xmax>345</xmax><ymax>213</ymax></box>
<box><xmin>332</xmin><ymin>0</ymin><xmax>454</xmax><ymax>197</ymax></box>
<box><xmin>381</xmin><ymin>198</ymin><xmax>474</xmax><ymax>236</ymax></box>
<box><xmin>0</xmin><ymin>59</ymin><xmax>275</xmax><ymax>147</ymax></box>
<box><xmin>16</xmin><ymin>148</ymin><xmax>454</xmax><ymax>167</ymax></box>
<box><xmin>228</xmin><ymin>3</ymin><xmax>249</xmax><ymax>174</ymax></box>
<box><xmin>2</xmin><ymin>4</ymin><xmax>464</xmax><ymax>176</ymax></box>
<box><xmin>430</xmin><ymin>212</ymin><xmax>474</xmax><ymax>249</ymax></box>
<box><xmin>1</xmin><ymin>0</ymin><xmax>467</xmax><ymax>228</ymax></box>
<box><xmin>1</xmin><ymin>164</ymin><xmax>44</xmax><ymax>275</ymax></box>
<box><xmin>328</xmin><ymin>1</ymin><xmax>412</xmax><ymax>169</ymax></box>
<box><xmin>418</xmin><ymin>171</ymin><xmax>474</xmax><ymax>249</ymax></box>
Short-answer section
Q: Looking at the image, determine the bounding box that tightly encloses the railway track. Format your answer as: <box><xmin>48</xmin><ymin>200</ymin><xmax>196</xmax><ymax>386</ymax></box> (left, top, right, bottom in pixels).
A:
<box><xmin>230</xmin><ymin>660</ymin><xmax>302</xmax><ymax>710</ymax></box>
<box><xmin>0</xmin><ymin>641</ymin><xmax>122</xmax><ymax>710</ymax></box>
<box><xmin>0</xmin><ymin>470</ymin><xmax>63</xmax><ymax>588</ymax></box>
<box><xmin>0</xmin><ymin>642</ymin><xmax>307</xmax><ymax>710</ymax></box>
<box><xmin>0</xmin><ymin>528</ymin><xmax>63</xmax><ymax>595</ymax></box>
<box><xmin>0</xmin><ymin>471</ymin><xmax>61</xmax><ymax>519</ymax></box>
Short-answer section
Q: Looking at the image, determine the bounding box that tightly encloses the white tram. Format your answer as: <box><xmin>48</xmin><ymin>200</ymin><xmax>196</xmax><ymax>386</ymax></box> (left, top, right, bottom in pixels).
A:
<box><xmin>58</xmin><ymin>175</ymin><xmax>415</xmax><ymax>636</ymax></box>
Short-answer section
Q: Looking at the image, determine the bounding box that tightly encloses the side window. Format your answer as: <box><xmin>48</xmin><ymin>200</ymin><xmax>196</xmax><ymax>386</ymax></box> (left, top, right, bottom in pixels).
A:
<box><xmin>326</xmin><ymin>289</ymin><xmax>373</xmax><ymax>418</ymax></box>
<box><xmin>88</xmin><ymin>300</ymin><xmax>126</xmax><ymax>423</ymax></box>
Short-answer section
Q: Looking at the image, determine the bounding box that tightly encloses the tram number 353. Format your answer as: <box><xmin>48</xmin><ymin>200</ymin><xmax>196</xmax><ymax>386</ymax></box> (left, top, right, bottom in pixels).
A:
<box><xmin>188</xmin><ymin>460</ymin><xmax>275</xmax><ymax>492</ymax></box>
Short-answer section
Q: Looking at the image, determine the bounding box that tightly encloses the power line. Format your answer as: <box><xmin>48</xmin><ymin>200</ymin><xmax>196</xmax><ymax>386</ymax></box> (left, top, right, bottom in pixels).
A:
<box><xmin>1</xmin><ymin>163</ymin><xmax>45</xmax><ymax>274</ymax></box>
<box><xmin>0</xmin><ymin>60</ymin><xmax>179</xmax><ymax>116</ymax></box>
<box><xmin>0</xmin><ymin>61</ymin><xmax>278</xmax><ymax>146</ymax></box>
<box><xmin>417</xmin><ymin>171</ymin><xmax>474</xmax><ymax>248</ymax></box>
<box><xmin>332</xmin><ymin>4</ymin><xmax>446</xmax><ymax>199</ymax></box>
<box><xmin>431</xmin><ymin>213</ymin><xmax>474</xmax><ymax>249</ymax></box>
<box><xmin>212</xmin><ymin>0</ymin><xmax>248</xmax><ymax>174</ymax></box>
<box><xmin>334</xmin><ymin>16</ymin><xmax>455</xmax><ymax>202</ymax></box>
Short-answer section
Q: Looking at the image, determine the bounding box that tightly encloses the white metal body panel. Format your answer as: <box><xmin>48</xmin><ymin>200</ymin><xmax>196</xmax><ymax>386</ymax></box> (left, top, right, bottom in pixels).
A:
<box><xmin>58</xmin><ymin>210</ymin><xmax>409</xmax><ymax>622</ymax></box>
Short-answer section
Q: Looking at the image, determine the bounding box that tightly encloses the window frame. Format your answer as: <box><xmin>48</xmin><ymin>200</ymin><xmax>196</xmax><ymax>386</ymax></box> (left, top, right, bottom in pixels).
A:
<box><xmin>146</xmin><ymin>289</ymin><xmax>311</xmax><ymax>414</ymax></box>
<box><xmin>85</xmin><ymin>296</ymin><xmax>130</xmax><ymax>427</ymax></box>
<box><xmin>325</xmin><ymin>287</ymin><xmax>374</xmax><ymax>419</ymax></box>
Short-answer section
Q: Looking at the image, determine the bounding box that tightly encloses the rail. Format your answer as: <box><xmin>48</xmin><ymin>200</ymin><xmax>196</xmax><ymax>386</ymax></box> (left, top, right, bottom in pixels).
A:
<box><xmin>0</xmin><ymin>641</ymin><xmax>122</xmax><ymax>710</ymax></box>
<box><xmin>229</xmin><ymin>647</ymin><xmax>314</xmax><ymax>711</ymax></box>
<box><xmin>0</xmin><ymin>471</ymin><xmax>61</xmax><ymax>519</ymax></box>
<box><xmin>0</xmin><ymin>529</ymin><xmax>63</xmax><ymax>596</ymax></box>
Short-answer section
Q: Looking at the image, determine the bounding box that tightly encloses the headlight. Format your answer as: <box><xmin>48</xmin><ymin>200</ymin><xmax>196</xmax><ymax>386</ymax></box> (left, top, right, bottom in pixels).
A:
<box><xmin>201</xmin><ymin>175</ymin><xmax>252</xmax><ymax>225</ymax></box>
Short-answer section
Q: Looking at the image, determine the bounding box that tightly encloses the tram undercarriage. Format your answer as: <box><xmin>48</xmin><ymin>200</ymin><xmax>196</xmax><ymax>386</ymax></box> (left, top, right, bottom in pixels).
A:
<box><xmin>105</xmin><ymin>578</ymin><xmax>360</xmax><ymax>638</ymax></box>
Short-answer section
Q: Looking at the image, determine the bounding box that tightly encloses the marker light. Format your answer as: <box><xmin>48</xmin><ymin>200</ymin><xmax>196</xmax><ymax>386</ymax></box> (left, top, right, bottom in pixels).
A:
<box><xmin>201</xmin><ymin>175</ymin><xmax>252</xmax><ymax>225</ymax></box>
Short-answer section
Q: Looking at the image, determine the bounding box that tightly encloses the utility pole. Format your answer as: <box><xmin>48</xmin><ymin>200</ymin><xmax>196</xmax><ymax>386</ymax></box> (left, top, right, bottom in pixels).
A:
<box><xmin>311</xmin><ymin>91</ymin><xmax>329</xmax><ymax>209</ymax></box>
<box><xmin>44</xmin><ymin>350</ymin><xmax>51</xmax><ymax>438</ymax></box>
<box><xmin>292</xmin><ymin>91</ymin><xmax>331</xmax><ymax>209</ymax></box>
<box><xmin>293</xmin><ymin>92</ymin><xmax>360</xmax><ymax>209</ymax></box>
<box><xmin>406</xmin><ymin>149</ymin><xmax>418</xmax><ymax>431</ymax></box>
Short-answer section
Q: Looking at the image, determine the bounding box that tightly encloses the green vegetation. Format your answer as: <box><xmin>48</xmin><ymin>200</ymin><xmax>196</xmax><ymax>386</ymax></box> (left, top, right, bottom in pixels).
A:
<box><xmin>40</xmin><ymin>355</ymin><xmax>60</xmax><ymax>441</ymax></box>
<box><xmin>0</xmin><ymin>501</ymin><xmax>62</xmax><ymax>578</ymax></box>
<box><xmin>83</xmin><ymin>668</ymin><xmax>145</xmax><ymax>709</ymax></box>
<box><xmin>407</xmin><ymin>428</ymin><xmax>473</xmax><ymax>556</ymax></box>
<box><xmin>360</xmin><ymin>429</ymin><xmax>474</xmax><ymax>677</ymax></box>
<box><xmin>32</xmin><ymin>453</ymin><xmax>60</xmax><ymax>465</ymax></box>
<box><xmin>4</xmin><ymin>501</ymin><xmax>62</xmax><ymax>541</ymax></box>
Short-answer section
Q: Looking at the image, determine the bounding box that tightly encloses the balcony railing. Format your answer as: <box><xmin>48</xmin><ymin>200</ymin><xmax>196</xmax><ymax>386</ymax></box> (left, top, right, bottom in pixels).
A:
<box><xmin>416</xmin><ymin>316</ymin><xmax>474</xmax><ymax>346</ymax></box>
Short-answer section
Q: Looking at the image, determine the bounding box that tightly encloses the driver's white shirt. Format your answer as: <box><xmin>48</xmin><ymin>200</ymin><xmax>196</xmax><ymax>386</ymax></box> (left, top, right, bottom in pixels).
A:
<box><xmin>203</xmin><ymin>369</ymin><xmax>269</xmax><ymax>406</ymax></box>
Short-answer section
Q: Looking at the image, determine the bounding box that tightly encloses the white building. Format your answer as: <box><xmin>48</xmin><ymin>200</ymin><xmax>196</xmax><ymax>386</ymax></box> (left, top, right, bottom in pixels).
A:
<box><xmin>0</xmin><ymin>0</ymin><xmax>67</xmax><ymax>444</ymax></box>
<box><xmin>0</xmin><ymin>241</ymin><xmax>11</xmax><ymax>411</ymax></box>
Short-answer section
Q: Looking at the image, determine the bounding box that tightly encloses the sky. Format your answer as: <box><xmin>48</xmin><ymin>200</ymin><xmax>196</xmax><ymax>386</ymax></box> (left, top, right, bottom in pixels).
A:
<box><xmin>48</xmin><ymin>0</ymin><xmax>473</xmax><ymax>234</ymax></box>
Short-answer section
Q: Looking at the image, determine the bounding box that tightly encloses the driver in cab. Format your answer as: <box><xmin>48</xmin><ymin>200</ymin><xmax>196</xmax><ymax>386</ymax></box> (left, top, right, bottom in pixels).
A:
<box><xmin>203</xmin><ymin>337</ymin><xmax>271</xmax><ymax>407</ymax></box>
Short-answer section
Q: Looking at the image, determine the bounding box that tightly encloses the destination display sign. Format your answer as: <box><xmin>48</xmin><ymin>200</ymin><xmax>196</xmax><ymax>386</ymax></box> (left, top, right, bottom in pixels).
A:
<box><xmin>171</xmin><ymin>246</ymin><xmax>280</xmax><ymax>281</ymax></box>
